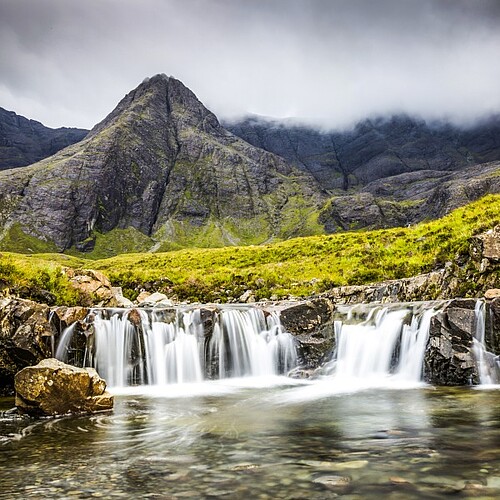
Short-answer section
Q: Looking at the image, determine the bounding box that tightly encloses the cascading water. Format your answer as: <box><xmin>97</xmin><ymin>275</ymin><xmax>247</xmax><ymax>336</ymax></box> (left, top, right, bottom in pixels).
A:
<box><xmin>209</xmin><ymin>309</ymin><xmax>297</xmax><ymax>378</ymax></box>
<box><xmin>55</xmin><ymin>300</ymin><xmax>500</xmax><ymax>393</ymax></box>
<box><xmin>472</xmin><ymin>300</ymin><xmax>500</xmax><ymax>385</ymax></box>
<box><xmin>56</xmin><ymin>306</ymin><xmax>298</xmax><ymax>388</ymax></box>
<box><xmin>324</xmin><ymin>303</ymin><xmax>439</xmax><ymax>385</ymax></box>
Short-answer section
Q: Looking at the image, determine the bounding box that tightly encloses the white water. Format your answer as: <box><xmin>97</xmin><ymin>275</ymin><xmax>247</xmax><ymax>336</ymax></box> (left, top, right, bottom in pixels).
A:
<box><xmin>473</xmin><ymin>300</ymin><xmax>500</xmax><ymax>385</ymax></box>
<box><xmin>209</xmin><ymin>309</ymin><xmax>297</xmax><ymax>378</ymax></box>
<box><xmin>330</xmin><ymin>304</ymin><xmax>436</xmax><ymax>383</ymax></box>
<box><xmin>56</xmin><ymin>306</ymin><xmax>298</xmax><ymax>388</ymax></box>
<box><xmin>275</xmin><ymin>304</ymin><xmax>439</xmax><ymax>404</ymax></box>
<box><xmin>55</xmin><ymin>300</ymin><xmax>500</xmax><ymax>395</ymax></box>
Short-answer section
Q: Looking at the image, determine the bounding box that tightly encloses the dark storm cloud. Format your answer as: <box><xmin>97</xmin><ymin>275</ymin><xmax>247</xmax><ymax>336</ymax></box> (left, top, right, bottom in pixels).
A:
<box><xmin>0</xmin><ymin>0</ymin><xmax>499</xmax><ymax>129</ymax></box>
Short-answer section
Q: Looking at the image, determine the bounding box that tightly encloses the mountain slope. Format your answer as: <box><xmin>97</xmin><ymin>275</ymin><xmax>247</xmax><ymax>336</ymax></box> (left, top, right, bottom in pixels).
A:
<box><xmin>225</xmin><ymin>114</ymin><xmax>500</xmax><ymax>190</ymax></box>
<box><xmin>0</xmin><ymin>75</ymin><xmax>324</xmax><ymax>253</ymax></box>
<box><xmin>226</xmin><ymin>114</ymin><xmax>500</xmax><ymax>230</ymax></box>
<box><xmin>0</xmin><ymin>107</ymin><xmax>88</xmax><ymax>171</ymax></box>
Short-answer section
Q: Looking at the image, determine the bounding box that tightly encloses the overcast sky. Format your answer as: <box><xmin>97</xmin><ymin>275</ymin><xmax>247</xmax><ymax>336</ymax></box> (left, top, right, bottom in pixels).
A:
<box><xmin>1</xmin><ymin>0</ymin><xmax>499</xmax><ymax>130</ymax></box>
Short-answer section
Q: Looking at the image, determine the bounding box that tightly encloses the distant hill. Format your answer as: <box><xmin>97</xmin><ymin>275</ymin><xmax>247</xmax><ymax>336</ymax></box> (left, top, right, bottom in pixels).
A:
<box><xmin>0</xmin><ymin>107</ymin><xmax>88</xmax><ymax>170</ymax></box>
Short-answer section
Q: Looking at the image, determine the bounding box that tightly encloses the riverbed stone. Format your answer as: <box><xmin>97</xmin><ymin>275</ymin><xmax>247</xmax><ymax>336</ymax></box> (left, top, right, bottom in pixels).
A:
<box><xmin>15</xmin><ymin>358</ymin><xmax>113</xmax><ymax>416</ymax></box>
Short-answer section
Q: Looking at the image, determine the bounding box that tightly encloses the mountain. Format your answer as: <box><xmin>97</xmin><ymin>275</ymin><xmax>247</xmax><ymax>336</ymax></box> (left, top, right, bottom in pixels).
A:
<box><xmin>0</xmin><ymin>107</ymin><xmax>88</xmax><ymax>171</ymax></box>
<box><xmin>0</xmin><ymin>75</ymin><xmax>324</xmax><ymax>254</ymax></box>
<box><xmin>1</xmin><ymin>75</ymin><xmax>499</xmax><ymax>256</ymax></box>
<box><xmin>226</xmin><ymin>115</ymin><xmax>500</xmax><ymax>230</ymax></box>
<box><xmin>225</xmin><ymin>114</ymin><xmax>500</xmax><ymax>191</ymax></box>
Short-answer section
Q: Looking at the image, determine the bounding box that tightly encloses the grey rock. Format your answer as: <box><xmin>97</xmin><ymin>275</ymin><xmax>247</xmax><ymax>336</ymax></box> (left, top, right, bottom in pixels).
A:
<box><xmin>424</xmin><ymin>300</ymin><xmax>479</xmax><ymax>385</ymax></box>
<box><xmin>0</xmin><ymin>107</ymin><xmax>88</xmax><ymax>171</ymax></box>
<box><xmin>279</xmin><ymin>298</ymin><xmax>336</xmax><ymax>368</ymax></box>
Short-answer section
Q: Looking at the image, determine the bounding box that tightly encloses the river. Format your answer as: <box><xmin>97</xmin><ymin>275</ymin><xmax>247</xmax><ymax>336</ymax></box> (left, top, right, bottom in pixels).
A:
<box><xmin>1</xmin><ymin>381</ymin><xmax>499</xmax><ymax>499</ymax></box>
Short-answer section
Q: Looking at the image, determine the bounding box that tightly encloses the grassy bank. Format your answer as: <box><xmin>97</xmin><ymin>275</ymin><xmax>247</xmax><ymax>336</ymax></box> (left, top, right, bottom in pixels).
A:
<box><xmin>1</xmin><ymin>194</ymin><xmax>499</xmax><ymax>304</ymax></box>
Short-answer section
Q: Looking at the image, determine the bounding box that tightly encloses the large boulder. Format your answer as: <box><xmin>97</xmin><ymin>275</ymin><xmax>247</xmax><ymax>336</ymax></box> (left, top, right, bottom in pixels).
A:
<box><xmin>424</xmin><ymin>299</ymin><xmax>479</xmax><ymax>385</ymax></box>
<box><xmin>279</xmin><ymin>298</ymin><xmax>335</xmax><ymax>369</ymax></box>
<box><xmin>15</xmin><ymin>358</ymin><xmax>113</xmax><ymax>416</ymax></box>
<box><xmin>0</xmin><ymin>298</ymin><xmax>54</xmax><ymax>395</ymax></box>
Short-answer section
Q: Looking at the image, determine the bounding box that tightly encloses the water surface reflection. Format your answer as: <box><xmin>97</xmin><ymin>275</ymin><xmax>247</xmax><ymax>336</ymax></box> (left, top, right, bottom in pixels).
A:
<box><xmin>1</xmin><ymin>383</ymin><xmax>499</xmax><ymax>499</ymax></box>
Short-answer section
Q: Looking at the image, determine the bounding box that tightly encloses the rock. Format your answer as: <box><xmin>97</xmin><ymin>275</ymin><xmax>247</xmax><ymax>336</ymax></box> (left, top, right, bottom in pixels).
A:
<box><xmin>67</xmin><ymin>269</ymin><xmax>116</xmax><ymax>306</ymax></box>
<box><xmin>319</xmin><ymin>192</ymin><xmax>408</xmax><ymax>232</ymax></box>
<box><xmin>279</xmin><ymin>298</ymin><xmax>335</xmax><ymax>369</ymax></box>
<box><xmin>477</xmin><ymin>226</ymin><xmax>500</xmax><ymax>261</ymax></box>
<box><xmin>136</xmin><ymin>291</ymin><xmax>152</xmax><ymax>303</ymax></box>
<box><xmin>0</xmin><ymin>298</ymin><xmax>54</xmax><ymax>395</ymax></box>
<box><xmin>313</xmin><ymin>475</ymin><xmax>351</xmax><ymax>490</ymax></box>
<box><xmin>109</xmin><ymin>287</ymin><xmax>134</xmax><ymax>307</ymax></box>
<box><xmin>51</xmin><ymin>306</ymin><xmax>89</xmax><ymax>332</ymax></box>
<box><xmin>424</xmin><ymin>299</ymin><xmax>479</xmax><ymax>385</ymax></box>
<box><xmin>238</xmin><ymin>290</ymin><xmax>256</xmax><ymax>303</ymax></box>
<box><xmin>127</xmin><ymin>308</ymin><xmax>143</xmax><ymax>327</ymax></box>
<box><xmin>485</xmin><ymin>289</ymin><xmax>500</xmax><ymax>299</ymax></box>
<box><xmin>15</xmin><ymin>358</ymin><xmax>113</xmax><ymax>416</ymax></box>
<box><xmin>485</xmin><ymin>298</ymin><xmax>500</xmax><ymax>354</ymax></box>
<box><xmin>138</xmin><ymin>292</ymin><xmax>172</xmax><ymax>307</ymax></box>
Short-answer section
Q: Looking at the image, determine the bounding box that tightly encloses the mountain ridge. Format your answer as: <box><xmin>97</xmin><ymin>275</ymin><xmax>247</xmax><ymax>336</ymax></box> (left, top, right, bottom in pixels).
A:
<box><xmin>0</xmin><ymin>107</ymin><xmax>88</xmax><ymax>171</ymax></box>
<box><xmin>225</xmin><ymin>113</ymin><xmax>500</xmax><ymax>191</ymax></box>
<box><xmin>0</xmin><ymin>75</ymin><xmax>499</xmax><ymax>255</ymax></box>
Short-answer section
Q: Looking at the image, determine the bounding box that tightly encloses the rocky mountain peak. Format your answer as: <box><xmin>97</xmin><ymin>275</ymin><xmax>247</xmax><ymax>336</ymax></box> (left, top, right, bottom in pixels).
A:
<box><xmin>0</xmin><ymin>75</ymin><xmax>322</xmax><ymax>254</ymax></box>
<box><xmin>88</xmin><ymin>73</ymin><xmax>220</xmax><ymax>140</ymax></box>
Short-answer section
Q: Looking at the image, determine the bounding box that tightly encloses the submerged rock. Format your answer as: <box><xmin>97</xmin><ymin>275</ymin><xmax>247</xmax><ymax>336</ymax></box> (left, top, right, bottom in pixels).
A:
<box><xmin>15</xmin><ymin>358</ymin><xmax>113</xmax><ymax>417</ymax></box>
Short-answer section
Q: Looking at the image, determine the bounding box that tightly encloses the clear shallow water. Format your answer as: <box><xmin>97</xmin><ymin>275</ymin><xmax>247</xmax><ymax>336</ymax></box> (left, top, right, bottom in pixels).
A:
<box><xmin>1</xmin><ymin>381</ymin><xmax>499</xmax><ymax>499</ymax></box>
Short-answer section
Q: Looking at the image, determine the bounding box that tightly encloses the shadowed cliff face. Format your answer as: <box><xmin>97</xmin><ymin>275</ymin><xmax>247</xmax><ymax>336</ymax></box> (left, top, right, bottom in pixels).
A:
<box><xmin>226</xmin><ymin>114</ymin><xmax>500</xmax><ymax>191</ymax></box>
<box><xmin>0</xmin><ymin>107</ymin><xmax>88</xmax><ymax>171</ymax></box>
<box><xmin>227</xmin><ymin>115</ymin><xmax>500</xmax><ymax>230</ymax></box>
<box><xmin>0</xmin><ymin>75</ymin><xmax>324</xmax><ymax>252</ymax></box>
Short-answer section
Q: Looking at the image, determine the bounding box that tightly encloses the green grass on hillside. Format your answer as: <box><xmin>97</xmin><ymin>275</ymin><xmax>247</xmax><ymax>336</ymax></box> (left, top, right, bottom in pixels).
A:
<box><xmin>1</xmin><ymin>194</ymin><xmax>499</xmax><ymax>304</ymax></box>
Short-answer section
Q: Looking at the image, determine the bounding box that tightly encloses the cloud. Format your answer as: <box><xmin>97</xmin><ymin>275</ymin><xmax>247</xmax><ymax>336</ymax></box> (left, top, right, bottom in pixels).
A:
<box><xmin>0</xmin><ymin>0</ymin><xmax>499</xmax><ymax>130</ymax></box>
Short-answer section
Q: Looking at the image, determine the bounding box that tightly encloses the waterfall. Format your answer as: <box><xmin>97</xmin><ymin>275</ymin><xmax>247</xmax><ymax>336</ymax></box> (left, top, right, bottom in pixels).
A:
<box><xmin>325</xmin><ymin>303</ymin><xmax>438</xmax><ymax>384</ymax></box>
<box><xmin>208</xmin><ymin>309</ymin><xmax>297</xmax><ymax>378</ymax></box>
<box><xmin>473</xmin><ymin>300</ymin><xmax>500</xmax><ymax>385</ymax></box>
<box><xmin>55</xmin><ymin>300</ymin><xmax>500</xmax><ymax>391</ymax></box>
<box><xmin>56</xmin><ymin>306</ymin><xmax>298</xmax><ymax>388</ymax></box>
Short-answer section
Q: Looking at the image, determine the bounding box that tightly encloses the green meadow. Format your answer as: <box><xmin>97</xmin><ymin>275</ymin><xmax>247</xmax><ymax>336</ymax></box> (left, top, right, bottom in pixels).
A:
<box><xmin>1</xmin><ymin>194</ymin><xmax>499</xmax><ymax>305</ymax></box>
